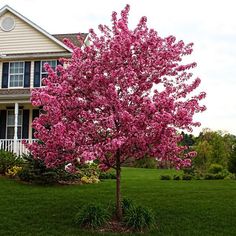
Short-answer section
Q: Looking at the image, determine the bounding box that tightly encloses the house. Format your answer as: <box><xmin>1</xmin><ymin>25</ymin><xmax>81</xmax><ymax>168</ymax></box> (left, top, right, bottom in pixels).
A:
<box><xmin>0</xmin><ymin>5</ymin><xmax>88</xmax><ymax>155</ymax></box>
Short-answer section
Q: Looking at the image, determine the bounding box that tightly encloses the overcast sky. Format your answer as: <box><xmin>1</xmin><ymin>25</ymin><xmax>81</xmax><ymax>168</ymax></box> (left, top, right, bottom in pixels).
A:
<box><xmin>1</xmin><ymin>0</ymin><xmax>236</xmax><ymax>136</ymax></box>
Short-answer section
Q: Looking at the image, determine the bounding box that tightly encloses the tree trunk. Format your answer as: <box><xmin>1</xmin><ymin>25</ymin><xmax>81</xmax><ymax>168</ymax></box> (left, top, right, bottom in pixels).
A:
<box><xmin>116</xmin><ymin>151</ymin><xmax>122</xmax><ymax>221</ymax></box>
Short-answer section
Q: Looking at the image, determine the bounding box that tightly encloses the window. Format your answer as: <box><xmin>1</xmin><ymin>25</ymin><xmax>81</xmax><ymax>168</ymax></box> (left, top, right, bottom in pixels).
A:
<box><xmin>9</xmin><ymin>62</ymin><xmax>24</xmax><ymax>87</ymax></box>
<box><xmin>41</xmin><ymin>60</ymin><xmax>57</xmax><ymax>85</ymax></box>
<box><xmin>6</xmin><ymin>110</ymin><xmax>23</xmax><ymax>139</ymax></box>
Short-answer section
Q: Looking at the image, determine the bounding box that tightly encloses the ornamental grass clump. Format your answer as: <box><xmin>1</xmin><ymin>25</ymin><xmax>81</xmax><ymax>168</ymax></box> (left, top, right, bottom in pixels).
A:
<box><xmin>123</xmin><ymin>205</ymin><xmax>156</xmax><ymax>232</ymax></box>
<box><xmin>74</xmin><ymin>204</ymin><xmax>110</xmax><ymax>229</ymax></box>
<box><xmin>121</xmin><ymin>198</ymin><xmax>134</xmax><ymax>214</ymax></box>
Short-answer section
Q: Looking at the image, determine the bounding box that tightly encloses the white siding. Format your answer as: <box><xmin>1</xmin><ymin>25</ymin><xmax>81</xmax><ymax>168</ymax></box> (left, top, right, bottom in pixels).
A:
<box><xmin>0</xmin><ymin>12</ymin><xmax>66</xmax><ymax>54</ymax></box>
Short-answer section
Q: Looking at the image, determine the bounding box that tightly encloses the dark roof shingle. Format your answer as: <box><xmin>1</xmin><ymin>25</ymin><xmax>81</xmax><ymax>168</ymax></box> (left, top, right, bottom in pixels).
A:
<box><xmin>0</xmin><ymin>89</ymin><xmax>30</xmax><ymax>95</ymax></box>
<box><xmin>53</xmin><ymin>33</ymin><xmax>88</xmax><ymax>48</ymax></box>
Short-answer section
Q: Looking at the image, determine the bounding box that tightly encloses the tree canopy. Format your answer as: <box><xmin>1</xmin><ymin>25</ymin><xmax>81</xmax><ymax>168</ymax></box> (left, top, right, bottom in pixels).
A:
<box><xmin>29</xmin><ymin>5</ymin><xmax>205</xmax><ymax>170</ymax></box>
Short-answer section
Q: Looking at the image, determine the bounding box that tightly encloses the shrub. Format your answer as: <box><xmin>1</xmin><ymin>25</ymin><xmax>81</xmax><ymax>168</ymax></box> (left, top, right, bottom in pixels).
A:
<box><xmin>208</xmin><ymin>164</ymin><xmax>224</xmax><ymax>174</ymax></box>
<box><xmin>56</xmin><ymin>168</ymin><xmax>81</xmax><ymax>182</ymax></box>
<box><xmin>5</xmin><ymin>166</ymin><xmax>22</xmax><ymax>177</ymax></box>
<box><xmin>194</xmin><ymin>174</ymin><xmax>203</xmax><ymax>180</ymax></box>
<box><xmin>160</xmin><ymin>175</ymin><xmax>171</xmax><ymax>180</ymax></box>
<box><xmin>81</xmin><ymin>175</ymin><xmax>100</xmax><ymax>184</ymax></box>
<box><xmin>0</xmin><ymin>150</ymin><xmax>19</xmax><ymax>175</ymax></box>
<box><xmin>182</xmin><ymin>174</ymin><xmax>192</xmax><ymax>180</ymax></box>
<box><xmin>17</xmin><ymin>154</ymin><xmax>60</xmax><ymax>184</ymax></box>
<box><xmin>204</xmin><ymin>173</ymin><xmax>215</xmax><ymax>180</ymax></box>
<box><xmin>99</xmin><ymin>172</ymin><xmax>116</xmax><ymax>179</ymax></box>
<box><xmin>224</xmin><ymin>173</ymin><xmax>235</xmax><ymax>180</ymax></box>
<box><xmin>123</xmin><ymin>205</ymin><xmax>156</xmax><ymax>232</ymax></box>
<box><xmin>18</xmin><ymin>168</ymin><xmax>58</xmax><ymax>184</ymax></box>
<box><xmin>18</xmin><ymin>154</ymin><xmax>102</xmax><ymax>185</ymax></box>
<box><xmin>74</xmin><ymin>204</ymin><xmax>110</xmax><ymax>229</ymax></box>
<box><xmin>214</xmin><ymin>173</ymin><xmax>225</xmax><ymax>179</ymax></box>
<box><xmin>183</xmin><ymin>167</ymin><xmax>194</xmax><ymax>175</ymax></box>
<box><xmin>17</xmin><ymin>168</ymin><xmax>32</xmax><ymax>182</ymax></box>
<box><xmin>80</xmin><ymin>176</ymin><xmax>91</xmax><ymax>184</ymax></box>
<box><xmin>193</xmin><ymin>170</ymin><xmax>204</xmax><ymax>180</ymax></box>
<box><xmin>219</xmin><ymin>169</ymin><xmax>230</xmax><ymax>178</ymax></box>
<box><xmin>204</xmin><ymin>173</ymin><xmax>225</xmax><ymax>180</ymax></box>
<box><xmin>90</xmin><ymin>175</ymin><xmax>100</xmax><ymax>183</ymax></box>
<box><xmin>173</xmin><ymin>175</ymin><xmax>181</xmax><ymax>180</ymax></box>
<box><xmin>134</xmin><ymin>156</ymin><xmax>157</xmax><ymax>169</ymax></box>
<box><xmin>78</xmin><ymin>163</ymin><xmax>99</xmax><ymax>176</ymax></box>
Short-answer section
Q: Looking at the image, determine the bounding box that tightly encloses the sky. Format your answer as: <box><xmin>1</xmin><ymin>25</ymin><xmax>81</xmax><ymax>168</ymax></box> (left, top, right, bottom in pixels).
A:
<box><xmin>1</xmin><ymin>0</ymin><xmax>236</xmax><ymax>136</ymax></box>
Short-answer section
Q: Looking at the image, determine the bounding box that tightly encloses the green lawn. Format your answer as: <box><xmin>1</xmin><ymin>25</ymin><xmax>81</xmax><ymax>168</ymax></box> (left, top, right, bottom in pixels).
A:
<box><xmin>0</xmin><ymin>168</ymin><xmax>236</xmax><ymax>236</ymax></box>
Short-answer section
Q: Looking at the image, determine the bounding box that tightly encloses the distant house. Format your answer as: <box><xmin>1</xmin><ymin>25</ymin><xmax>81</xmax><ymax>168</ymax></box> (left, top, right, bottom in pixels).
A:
<box><xmin>0</xmin><ymin>5</ymin><xmax>88</xmax><ymax>155</ymax></box>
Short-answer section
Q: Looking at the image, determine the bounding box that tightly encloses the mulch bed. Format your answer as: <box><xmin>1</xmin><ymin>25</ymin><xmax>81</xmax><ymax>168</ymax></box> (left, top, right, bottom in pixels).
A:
<box><xmin>58</xmin><ymin>180</ymin><xmax>82</xmax><ymax>185</ymax></box>
<box><xmin>98</xmin><ymin>219</ymin><xmax>132</xmax><ymax>233</ymax></box>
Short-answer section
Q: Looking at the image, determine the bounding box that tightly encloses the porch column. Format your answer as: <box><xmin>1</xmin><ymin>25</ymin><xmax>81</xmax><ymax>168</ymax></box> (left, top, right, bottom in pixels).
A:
<box><xmin>29</xmin><ymin>109</ymin><xmax>33</xmax><ymax>140</ymax></box>
<box><xmin>13</xmin><ymin>103</ymin><xmax>19</xmax><ymax>154</ymax></box>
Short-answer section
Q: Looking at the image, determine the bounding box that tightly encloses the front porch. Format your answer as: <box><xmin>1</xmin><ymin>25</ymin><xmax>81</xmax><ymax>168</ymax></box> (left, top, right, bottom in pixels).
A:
<box><xmin>0</xmin><ymin>99</ymin><xmax>39</xmax><ymax>156</ymax></box>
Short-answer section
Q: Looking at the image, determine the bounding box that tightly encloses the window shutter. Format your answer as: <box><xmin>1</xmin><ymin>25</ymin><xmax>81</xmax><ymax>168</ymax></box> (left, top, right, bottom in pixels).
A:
<box><xmin>32</xmin><ymin>109</ymin><xmax>40</xmax><ymax>139</ymax></box>
<box><xmin>57</xmin><ymin>60</ymin><xmax>62</xmax><ymax>76</ymax></box>
<box><xmin>2</xmin><ymin>63</ymin><xmax>9</xmax><ymax>88</ymax></box>
<box><xmin>0</xmin><ymin>110</ymin><xmax>7</xmax><ymax>139</ymax></box>
<box><xmin>24</xmin><ymin>62</ymin><xmax>31</xmax><ymax>88</ymax></box>
<box><xmin>34</xmin><ymin>61</ymin><xmax>41</xmax><ymax>87</ymax></box>
<box><xmin>22</xmin><ymin>110</ymin><xmax>29</xmax><ymax>139</ymax></box>
<box><xmin>32</xmin><ymin>109</ymin><xmax>40</xmax><ymax>120</ymax></box>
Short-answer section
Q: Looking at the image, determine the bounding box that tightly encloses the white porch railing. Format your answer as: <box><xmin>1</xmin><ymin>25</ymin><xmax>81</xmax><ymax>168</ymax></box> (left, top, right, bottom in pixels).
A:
<box><xmin>0</xmin><ymin>139</ymin><xmax>36</xmax><ymax>156</ymax></box>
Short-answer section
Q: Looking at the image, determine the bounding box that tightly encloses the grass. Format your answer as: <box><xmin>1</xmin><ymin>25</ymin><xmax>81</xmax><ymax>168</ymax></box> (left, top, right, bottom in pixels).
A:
<box><xmin>0</xmin><ymin>167</ymin><xmax>236</xmax><ymax>235</ymax></box>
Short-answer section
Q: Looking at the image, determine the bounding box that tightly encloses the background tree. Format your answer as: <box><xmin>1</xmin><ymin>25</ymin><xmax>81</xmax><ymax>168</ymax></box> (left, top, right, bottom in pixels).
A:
<box><xmin>180</xmin><ymin>131</ymin><xmax>195</xmax><ymax>148</ymax></box>
<box><xmin>225</xmin><ymin>134</ymin><xmax>236</xmax><ymax>175</ymax></box>
<box><xmin>228</xmin><ymin>146</ymin><xmax>236</xmax><ymax>175</ymax></box>
<box><xmin>193</xmin><ymin>140</ymin><xmax>213</xmax><ymax>172</ymax></box>
<box><xmin>193</xmin><ymin>129</ymin><xmax>236</xmax><ymax>172</ymax></box>
<box><xmin>223</xmin><ymin>133</ymin><xmax>236</xmax><ymax>159</ymax></box>
<box><xmin>28</xmin><ymin>5</ymin><xmax>206</xmax><ymax>220</ymax></box>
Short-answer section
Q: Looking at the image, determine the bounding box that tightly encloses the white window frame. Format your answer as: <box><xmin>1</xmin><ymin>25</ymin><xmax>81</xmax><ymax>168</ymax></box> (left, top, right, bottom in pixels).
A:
<box><xmin>40</xmin><ymin>60</ymin><xmax>57</xmax><ymax>86</ymax></box>
<box><xmin>8</xmin><ymin>61</ymin><xmax>25</xmax><ymax>88</ymax></box>
<box><xmin>6</xmin><ymin>109</ymin><xmax>23</xmax><ymax>139</ymax></box>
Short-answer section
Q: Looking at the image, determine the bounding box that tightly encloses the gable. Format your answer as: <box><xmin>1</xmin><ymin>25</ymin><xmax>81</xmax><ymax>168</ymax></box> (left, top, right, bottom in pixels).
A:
<box><xmin>0</xmin><ymin>11</ymin><xmax>69</xmax><ymax>55</ymax></box>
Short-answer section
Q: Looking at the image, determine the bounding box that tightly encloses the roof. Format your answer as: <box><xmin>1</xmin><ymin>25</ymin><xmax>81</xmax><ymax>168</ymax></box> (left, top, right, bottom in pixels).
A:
<box><xmin>0</xmin><ymin>89</ymin><xmax>31</xmax><ymax>102</ymax></box>
<box><xmin>53</xmin><ymin>33</ymin><xmax>89</xmax><ymax>48</ymax></box>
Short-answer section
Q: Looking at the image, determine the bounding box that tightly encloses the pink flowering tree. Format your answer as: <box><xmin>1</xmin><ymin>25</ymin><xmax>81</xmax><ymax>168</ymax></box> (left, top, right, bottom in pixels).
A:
<box><xmin>28</xmin><ymin>5</ymin><xmax>206</xmax><ymax>220</ymax></box>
